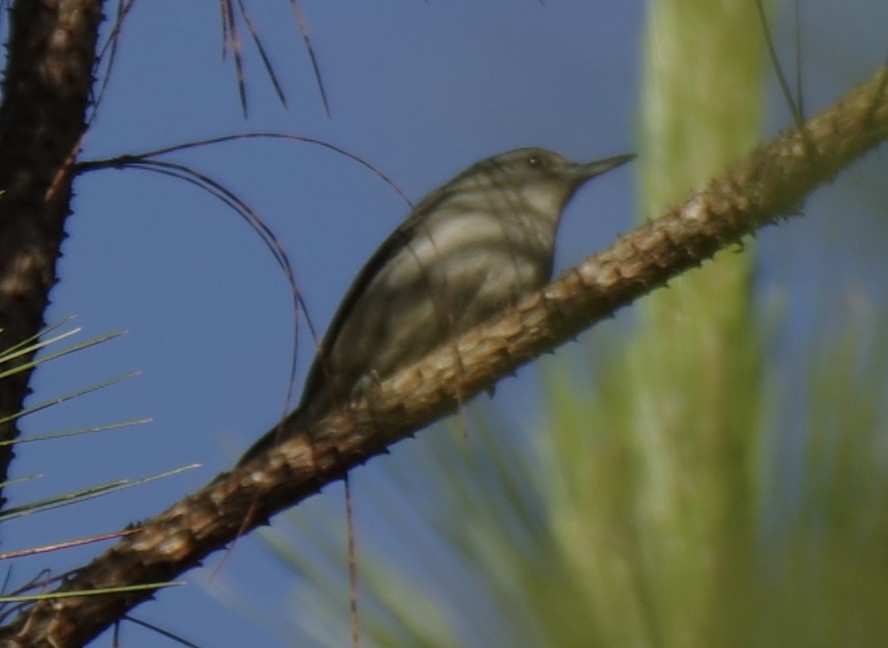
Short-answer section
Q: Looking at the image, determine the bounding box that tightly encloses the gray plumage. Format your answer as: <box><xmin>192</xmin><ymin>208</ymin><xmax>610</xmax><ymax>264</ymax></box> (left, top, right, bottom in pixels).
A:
<box><xmin>239</xmin><ymin>147</ymin><xmax>633</xmax><ymax>465</ymax></box>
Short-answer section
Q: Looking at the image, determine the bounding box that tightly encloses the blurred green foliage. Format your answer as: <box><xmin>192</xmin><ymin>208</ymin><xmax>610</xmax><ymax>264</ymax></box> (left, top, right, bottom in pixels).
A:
<box><xmin>253</xmin><ymin>2</ymin><xmax>888</xmax><ymax>646</ymax></box>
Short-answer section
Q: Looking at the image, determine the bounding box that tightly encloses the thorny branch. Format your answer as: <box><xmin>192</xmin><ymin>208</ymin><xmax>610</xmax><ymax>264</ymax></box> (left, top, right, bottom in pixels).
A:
<box><xmin>0</xmin><ymin>0</ymin><xmax>103</xmax><ymax>507</ymax></box>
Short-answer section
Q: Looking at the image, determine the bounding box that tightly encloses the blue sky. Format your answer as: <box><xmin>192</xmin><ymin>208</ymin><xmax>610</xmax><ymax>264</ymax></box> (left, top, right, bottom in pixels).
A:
<box><xmin>3</xmin><ymin>2</ymin><xmax>887</xmax><ymax>647</ymax></box>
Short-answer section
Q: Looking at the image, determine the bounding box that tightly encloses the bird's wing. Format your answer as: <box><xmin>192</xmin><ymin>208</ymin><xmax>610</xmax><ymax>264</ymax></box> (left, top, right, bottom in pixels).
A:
<box><xmin>298</xmin><ymin>187</ymin><xmax>456</xmax><ymax>408</ymax></box>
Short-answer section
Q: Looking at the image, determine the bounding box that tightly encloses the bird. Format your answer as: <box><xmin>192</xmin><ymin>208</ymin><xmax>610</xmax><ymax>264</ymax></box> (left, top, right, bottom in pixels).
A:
<box><xmin>238</xmin><ymin>147</ymin><xmax>634</xmax><ymax>465</ymax></box>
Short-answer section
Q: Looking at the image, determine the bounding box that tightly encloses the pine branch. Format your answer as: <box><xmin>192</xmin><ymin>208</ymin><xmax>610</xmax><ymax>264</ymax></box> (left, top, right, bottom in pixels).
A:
<box><xmin>0</xmin><ymin>0</ymin><xmax>103</xmax><ymax>505</ymax></box>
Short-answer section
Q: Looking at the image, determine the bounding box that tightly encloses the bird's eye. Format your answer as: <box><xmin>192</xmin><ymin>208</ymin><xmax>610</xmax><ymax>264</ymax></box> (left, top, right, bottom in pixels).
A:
<box><xmin>527</xmin><ymin>154</ymin><xmax>542</xmax><ymax>168</ymax></box>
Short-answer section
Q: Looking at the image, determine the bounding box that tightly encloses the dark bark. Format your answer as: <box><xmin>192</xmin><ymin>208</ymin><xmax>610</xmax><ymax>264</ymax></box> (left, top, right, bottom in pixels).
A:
<box><xmin>0</xmin><ymin>0</ymin><xmax>103</xmax><ymax>506</ymax></box>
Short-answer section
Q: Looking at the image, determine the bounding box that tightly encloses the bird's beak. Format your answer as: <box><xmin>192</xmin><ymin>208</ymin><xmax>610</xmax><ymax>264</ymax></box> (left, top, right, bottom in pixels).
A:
<box><xmin>575</xmin><ymin>153</ymin><xmax>636</xmax><ymax>181</ymax></box>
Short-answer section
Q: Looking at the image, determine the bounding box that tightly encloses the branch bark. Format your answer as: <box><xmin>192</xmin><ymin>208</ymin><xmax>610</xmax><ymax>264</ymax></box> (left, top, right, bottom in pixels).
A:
<box><xmin>1</xmin><ymin>64</ymin><xmax>886</xmax><ymax>647</ymax></box>
<box><xmin>0</xmin><ymin>0</ymin><xmax>103</xmax><ymax>506</ymax></box>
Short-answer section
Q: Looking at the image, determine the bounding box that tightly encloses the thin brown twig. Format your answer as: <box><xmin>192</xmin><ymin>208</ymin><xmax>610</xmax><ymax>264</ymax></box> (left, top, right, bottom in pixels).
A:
<box><xmin>235</xmin><ymin>0</ymin><xmax>288</xmax><ymax>109</ymax></box>
<box><xmin>219</xmin><ymin>0</ymin><xmax>248</xmax><ymax>115</ymax></box>
<box><xmin>289</xmin><ymin>0</ymin><xmax>331</xmax><ymax>117</ymax></box>
<box><xmin>345</xmin><ymin>474</ymin><xmax>360</xmax><ymax>648</ymax></box>
<box><xmin>76</xmin><ymin>132</ymin><xmax>414</xmax><ymax>409</ymax></box>
<box><xmin>89</xmin><ymin>0</ymin><xmax>138</xmax><ymax>124</ymax></box>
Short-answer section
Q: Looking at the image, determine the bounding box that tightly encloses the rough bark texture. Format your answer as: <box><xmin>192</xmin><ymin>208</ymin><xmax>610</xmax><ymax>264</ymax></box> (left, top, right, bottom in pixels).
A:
<box><xmin>0</xmin><ymin>65</ymin><xmax>885</xmax><ymax>648</ymax></box>
<box><xmin>0</xmin><ymin>0</ymin><xmax>103</xmax><ymax>506</ymax></box>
